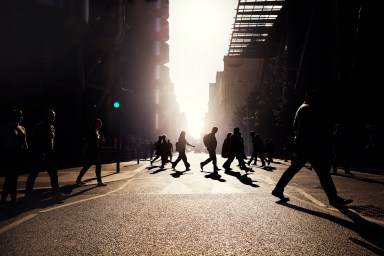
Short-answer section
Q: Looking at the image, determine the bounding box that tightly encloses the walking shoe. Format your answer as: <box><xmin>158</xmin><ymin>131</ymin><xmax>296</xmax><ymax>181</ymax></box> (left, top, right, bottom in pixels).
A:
<box><xmin>329</xmin><ymin>197</ymin><xmax>353</xmax><ymax>207</ymax></box>
<box><xmin>200</xmin><ymin>162</ymin><xmax>204</xmax><ymax>171</ymax></box>
<box><xmin>97</xmin><ymin>182</ymin><xmax>107</xmax><ymax>187</ymax></box>
<box><xmin>75</xmin><ymin>180</ymin><xmax>86</xmax><ymax>186</ymax></box>
<box><xmin>271</xmin><ymin>189</ymin><xmax>290</xmax><ymax>202</ymax></box>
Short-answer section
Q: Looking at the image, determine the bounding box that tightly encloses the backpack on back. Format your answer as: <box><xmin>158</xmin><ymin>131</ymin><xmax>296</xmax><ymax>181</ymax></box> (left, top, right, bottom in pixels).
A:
<box><xmin>175</xmin><ymin>141</ymin><xmax>181</xmax><ymax>152</ymax></box>
<box><xmin>203</xmin><ymin>133</ymin><xmax>212</xmax><ymax>148</ymax></box>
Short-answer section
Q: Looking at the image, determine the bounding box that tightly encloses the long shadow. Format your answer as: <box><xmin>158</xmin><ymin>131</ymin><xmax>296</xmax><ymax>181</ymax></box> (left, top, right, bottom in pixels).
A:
<box><xmin>170</xmin><ymin>169</ymin><xmax>192</xmax><ymax>178</ymax></box>
<box><xmin>280</xmin><ymin>203</ymin><xmax>384</xmax><ymax>254</ymax></box>
<box><xmin>332</xmin><ymin>173</ymin><xmax>384</xmax><ymax>185</ymax></box>
<box><xmin>260</xmin><ymin>166</ymin><xmax>276</xmax><ymax>172</ymax></box>
<box><xmin>1</xmin><ymin>190</ymin><xmax>66</xmax><ymax>221</ymax></box>
<box><xmin>0</xmin><ymin>182</ymin><xmax>108</xmax><ymax>221</ymax></box>
<box><xmin>224</xmin><ymin>169</ymin><xmax>259</xmax><ymax>187</ymax></box>
<box><xmin>204</xmin><ymin>171</ymin><xmax>226</xmax><ymax>182</ymax></box>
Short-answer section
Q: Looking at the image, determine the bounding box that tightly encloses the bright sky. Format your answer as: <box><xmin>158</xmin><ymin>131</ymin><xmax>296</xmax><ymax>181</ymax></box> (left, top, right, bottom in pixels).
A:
<box><xmin>168</xmin><ymin>0</ymin><xmax>237</xmax><ymax>139</ymax></box>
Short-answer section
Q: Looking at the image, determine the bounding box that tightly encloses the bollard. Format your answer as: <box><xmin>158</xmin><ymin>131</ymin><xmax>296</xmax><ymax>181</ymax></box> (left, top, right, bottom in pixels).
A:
<box><xmin>116</xmin><ymin>147</ymin><xmax>120</xmax><ymax>173</ymax></box>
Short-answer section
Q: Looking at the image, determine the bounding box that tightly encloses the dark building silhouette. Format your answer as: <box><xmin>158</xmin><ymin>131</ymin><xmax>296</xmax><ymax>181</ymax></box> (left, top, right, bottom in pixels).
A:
<box><xmin>0</xmin><ymin>0</ymin><xmax>182</xmax><ymax>166</ymax></box>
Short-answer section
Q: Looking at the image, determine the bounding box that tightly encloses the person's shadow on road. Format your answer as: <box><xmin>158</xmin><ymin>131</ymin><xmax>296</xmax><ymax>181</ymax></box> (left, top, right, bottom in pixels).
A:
<box><xmin>224</xmin><ymin>169</ymin><xmax>259</xmax><ymax>187</ymax></box>
<box><xmin>204</xmin><ymin>171</ymin><xmax>226</xmax><ymax>182</ymax></box>
<box><xmin>280</xmin><ymin>202</ymin><xmax>384</xmax><ymax>255</ymax></box>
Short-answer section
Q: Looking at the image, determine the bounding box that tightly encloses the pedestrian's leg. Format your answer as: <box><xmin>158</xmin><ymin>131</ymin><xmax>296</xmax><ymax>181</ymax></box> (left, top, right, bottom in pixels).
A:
<box><xmin>211</xmin><ymin>152</ymin><xmax>218</xmax><ymax>170</ymax></box>
<box><xmin>273</xmin><ymin>156</ymin><xmax>306</xmax><ymax>193</ymax></box>
<box><xmin>312</xmin><ymin>158</ymin><xmax>339</xmax><ymax>202</ymax></box>
<box><xmin>332</xmin><ymin>154</ymin><xmax>338</xmax><ymax>173</ymax></box>
<box><xmin>9</xmin><ymin>173</ymin><xmax>18</xmax><ymax>203</ymax></box>
<box><xmin>181</xmin><ymin>153</ymin><xmax>189</xmax><ymax>169</ymax></box>
<box><xmin>47</xmin><ymin>168</ymin><xmax>60</xmax><ymax>195</ymax></box>
<box><xmin>223</xmin><ymin>156</ymin><xmax>234</xmax><ymax>170</ymax></box>
<box><xmin>26</xmin><ymin>169</ymin><xmax>40</xmax><ymax>197</ymax></box>
<box><xmin>258</xmin><ymin>153</ymin><xmax>266</xmax><ymax>166</ymax></box>
<box><xmin>76</xmin><ymin>162</ymin><xmax>92</xmax><ymax>182</ymax></box>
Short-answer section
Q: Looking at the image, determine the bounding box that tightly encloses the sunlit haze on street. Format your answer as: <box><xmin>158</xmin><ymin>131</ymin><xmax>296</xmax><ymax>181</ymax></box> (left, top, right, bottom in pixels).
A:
<box><xmin>168</xmin><ymin>0</ymin><xmax>236</xmax><ymax>139</ymax></box>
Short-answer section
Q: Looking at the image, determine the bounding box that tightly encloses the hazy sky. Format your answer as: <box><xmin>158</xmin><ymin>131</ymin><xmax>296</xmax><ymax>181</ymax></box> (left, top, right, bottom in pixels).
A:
<box><xmin>168</xmin><ymin>0</ymin><xmax>237</xmax><ymax>139</ymax></box>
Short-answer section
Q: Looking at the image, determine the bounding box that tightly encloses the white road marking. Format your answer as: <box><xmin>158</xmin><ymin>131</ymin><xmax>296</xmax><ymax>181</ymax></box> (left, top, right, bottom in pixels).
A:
<box><xmin>294</xmin><ymin>188</ymin><xmax>327</xmax><ymax>207</ymax></box>
<box><xmin>0</xmin><ymin>165</ymin><xmax>147</xmax><ymax>234</ymax></box>
<box><xmin>0</xmin><ymin>214</ymin><xmax>38</xmax><ymax>235</ymax></box>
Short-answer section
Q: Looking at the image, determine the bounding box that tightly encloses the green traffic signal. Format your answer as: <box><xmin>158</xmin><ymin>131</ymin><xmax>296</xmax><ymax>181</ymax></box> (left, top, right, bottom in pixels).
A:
<box><xmin>113</xmin><ymin>101</ymin><xmax>120</xmax><ymax>108</ymax></box>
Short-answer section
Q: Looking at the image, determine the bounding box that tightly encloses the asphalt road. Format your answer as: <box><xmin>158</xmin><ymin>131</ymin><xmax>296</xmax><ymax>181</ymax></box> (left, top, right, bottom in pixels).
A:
<box><xmin>0</xmin><ymin>152</ymin><xmax>383</xmax><ymax>255</ymax></box>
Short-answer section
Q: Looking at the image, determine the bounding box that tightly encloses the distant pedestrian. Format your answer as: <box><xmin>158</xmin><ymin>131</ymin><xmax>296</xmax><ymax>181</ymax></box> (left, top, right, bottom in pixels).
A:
<box><xmin>265</xmin><ymin>138</ymin><xmax>275</xmax><ymax>164</ymax></box>
<box><xmin>221</xmin><ymin>132</ymin><xmax>232</xmax><ymax>159</ymax></box>
<box><xmin>150</xmin><ymin>136</ymin><xmax>162</xmax><ymax>165</ymax></box>
<box><xmin>75</xmin><ymin>118</ymin><xmax>107</xmax><ymax>186</ymax></box>
<box><xmin>223</xmin><ymin>127</ymin><xmax>251</xmax><ymax>172</ymax></box>
<box><xmin>331</xmin><ymin>123</ymin><xmax>352</xmax><ymax>174</ymax></box>
<box><xmin>247</xmin><ymin>132</ymin><xmax>268</xmax><ymax>166</ymax></box>
<box><xmin>160</xmin><ymin>135</ymin><xmax>170</xmax><ymax>169</ymax></box>
<box><xmin>172</xmin><ymin>131</ymin><xmax>195</xmax><ymax>170</ymax></box>
<box><xmin>0</xmin><ymin>109</ymin><xmax>28</xmax><ymax>206</ymax></box>
<box><xmin>166</xmin><ymin>139</ymin><xmax>174</xmax><ymax>162</ymax></box>
<box><xmin>26</xmin><ymin>109</ymin><xmax>66</xmax><ymax>201</ymax></box>
<box><xmin>200</xmin><ymin>127</ymin><xmax>219</xmax><ymax>173</ymax></box>
<box><xmin>149</xmin><ymin>140</ymin><xmax>155</xmax><ymax>160</ymax></box>
<box><xmin>272</xmin><ymin>90</ymin><xmax>353</xmax><ymax>206</ymax></box>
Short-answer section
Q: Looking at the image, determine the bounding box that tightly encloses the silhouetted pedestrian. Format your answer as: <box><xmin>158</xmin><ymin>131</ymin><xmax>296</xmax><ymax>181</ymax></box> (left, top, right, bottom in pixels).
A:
<box><xmin>172</xmin><ymin>131</ymin><xmax>195</xmax><ymax>170</ymax></box>
<box><xmin>265</xmin><ymin>138</ymin><xmax>275</xmax><ymax>164</ymax></box>
<box><xmin>75</xmin><ymin>118</ymin><xmax>106</xmax><ymax>187</ymax></box>
<box><xmin>223</xmin><ymin>127</ymin><xmax>250</xmax><ymax>172</ymax></box>
<box><xmin>160</xmin><ymin>135</ymin><xmax>170</xmax><ymax>169</ymax></box>
<box><xmin>331</xmin><ymin>123</ymin><xmax>352</xmax><ymax>174</ymax></box>
<box><xmin>166</xmin><ymin>139</ymin><xmax>174</xmax><ymax>162</ymax></box>
<box><xmin>247</xmin><ymin>132</ymin><xmax>268</xmax><ymax>166</ymax></box>
<box><xmin>150</xmin><ymin>136</ymin><xmax>162</xmax><ymax>165</ymax></box>
<box><xmin>26</xmin><ymin>109</ymin><xmax>66</xmax><ymax>201</ymax></box>
<box><xmin>0</xmin><ymin>109</ymin><xmax>28</xmax><ymax>206</ymax></box>
<box><xmin>200</xmin><ymin>127</ymin><xmax>219</xmax><ymax>173</ymax></box>
<box><xmin>272</xmin><ymin>90</ymin><xmax>353</xmax><ymax>206</ymax></box>
<box><xmin>221</xmin><ymin>132</ymin><xmax>232</xmax><ymax>160</ymax></box>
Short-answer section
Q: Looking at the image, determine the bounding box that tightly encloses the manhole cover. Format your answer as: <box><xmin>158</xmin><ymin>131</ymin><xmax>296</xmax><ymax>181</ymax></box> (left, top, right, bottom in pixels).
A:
<box><xmin>349</xmin><ymin>205</ymin><xmax>384</xmax><ymax>217</ymax></box>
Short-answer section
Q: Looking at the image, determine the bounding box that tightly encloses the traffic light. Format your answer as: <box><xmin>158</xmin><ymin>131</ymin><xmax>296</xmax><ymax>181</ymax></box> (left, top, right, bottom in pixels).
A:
<box><xmin>113</xmin><ymin>101</ymin><xmax>120</xmax><ymax>109</ymax></box>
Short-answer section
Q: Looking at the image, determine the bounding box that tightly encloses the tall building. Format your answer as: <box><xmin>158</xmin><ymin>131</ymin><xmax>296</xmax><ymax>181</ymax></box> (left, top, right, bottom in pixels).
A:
<box><xmin>0</xmin><ymin>0</ymin><xmax>179</xmax><ymax>165</ymax></box>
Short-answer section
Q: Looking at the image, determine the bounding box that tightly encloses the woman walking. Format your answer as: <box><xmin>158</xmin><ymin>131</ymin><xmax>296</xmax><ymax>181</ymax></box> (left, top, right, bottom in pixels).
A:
<box><xmin>172</xmin><ymin>131</ymin><xmax>195</xmax><ymax>170</ymax></box>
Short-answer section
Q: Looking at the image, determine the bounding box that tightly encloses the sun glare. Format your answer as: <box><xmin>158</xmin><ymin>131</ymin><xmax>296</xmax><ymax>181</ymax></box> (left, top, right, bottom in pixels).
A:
<box><xmin>168</xmin><ymin>0</ymin><xmax>236</xmax><ymax>140</ymax></box>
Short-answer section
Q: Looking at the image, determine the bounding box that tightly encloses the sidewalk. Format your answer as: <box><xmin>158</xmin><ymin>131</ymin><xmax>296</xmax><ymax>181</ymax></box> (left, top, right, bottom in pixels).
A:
<box><xmin>0</xmin><ymin>160</ymin><xmax>149</xmax><ymax>194</ymax></box>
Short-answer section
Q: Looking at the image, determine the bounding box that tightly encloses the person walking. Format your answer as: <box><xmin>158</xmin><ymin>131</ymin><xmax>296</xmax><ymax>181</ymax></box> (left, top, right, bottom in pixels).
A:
<box><xmin>247</xmin><ymin>132</ymin><xmax>268</xmax><ymax>166</ymax></box>
<box><xmin>265</xmin><ymin>138</ymin><xmax>275</xmax><ymax>164</ymax></box>
<box><xmin>26</xmin><ymin>109</ymin><xmax>66</xmax><ymax>201</ymax></box>
<box><xmin>223</xmin><ymin>127</ymin><xmax>250</xmax><ymax>172</ymax></box>
<box><xmin>271</xmin><ymin>90</ymin><xmax>353</xmax><ymax>206</ymax></box>
<box><xmin>0</xmin><ymin>109</ymin><xmax>28</xmax><ymax>206</ymax></box>
<box><xmin>221</xmin><ymin>132</ymin><xmax>232</xmax><ymax>159</ymax></box>
<box><xmin>172</xmin><ymin>131</ymin><xmax>195</xmax><ymax>170</ymax></box>
<box><xmin>200</xmin><ymin>127</ymin><xmax>219</xmax><ymax>173</ymax></box>
<box><xmin>160</xmin><ymin>135</ymin><xmax>170</xmax><ymax>169</ymax></box>
<box><xmin>166</xmin><ymin>139</ymin><xmax>174</xmax><ymax>162</ymax></box>
<box><xmin>75</xmin><ymin>118</ymin><xmax>106</xmax><ymax>186</ymax></box>
<box><xmin>150</xmin><ymin>136</ymin><xmax>162</xmax><ymax>165</ymax></box>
